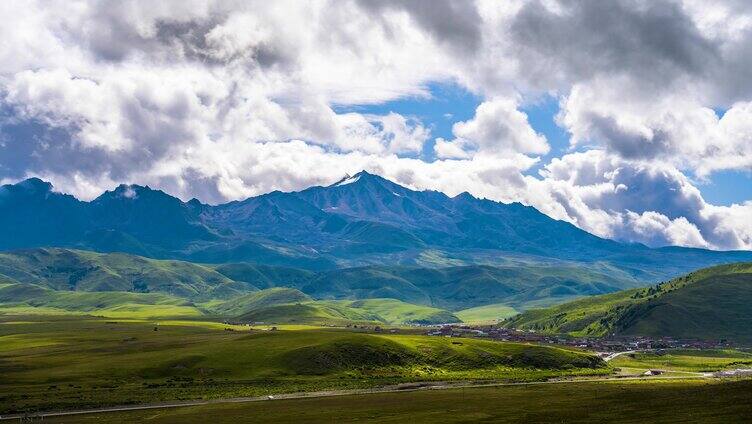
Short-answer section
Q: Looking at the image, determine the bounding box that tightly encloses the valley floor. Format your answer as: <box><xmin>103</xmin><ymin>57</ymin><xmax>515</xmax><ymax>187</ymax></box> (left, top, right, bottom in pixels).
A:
<box><xmin>2</xmin><ymin>313</ymin><xmax>751</xmax><ymax>422</ymax></box>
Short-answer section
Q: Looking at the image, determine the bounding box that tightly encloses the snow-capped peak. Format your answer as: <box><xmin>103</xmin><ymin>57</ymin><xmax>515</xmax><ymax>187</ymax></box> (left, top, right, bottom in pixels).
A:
<box><xmin>334</xmin><ymin>174</ymin><xmax>360</xmax><ymax>186</ymax></box>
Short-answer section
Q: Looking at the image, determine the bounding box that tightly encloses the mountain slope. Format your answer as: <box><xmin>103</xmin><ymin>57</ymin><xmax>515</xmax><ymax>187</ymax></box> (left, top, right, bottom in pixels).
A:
<box><xmin>300</xmin><ymin>264</ymin><xmax>641</xmax><ymax>310</ymax></box>
<box><xmin>0</xmin><ymin>248</ymin><xmax>634</xmax><ymax>310</ymax></box>
<box><xmin>0</xmin><ymin>178</ymin><xmax>88</xmax><ymax>250</ymax></box>
<box><xmin>0</xmin><ymin>281</ymin><xmax>202</xmax><ymax>318</ymax></box>
<box><xmin>209</xmin><ymin>287</ymin><xmax>311</xmax><ymax>316</ymax></box>
<box><xmin>89</xmin><ymin>184</ymin><xmax>219</xmax><ymax>249</ymax></box>
<box><xmin>505</xmin><ymin>263</ymin><xmax>752</xmax><ymax>342</ymax></box>
<box><xmin>295</xmin><ymin>171</ymin><xmax>625</xmax><ymax>259</ymax></box>
<box><xmin>0</xmin><ymin>248</ymin><xmax>249</xmax><ymax>300</ymax></box>
<box><xmin>346</xmin><ymin>298</ymin><xmax>459</xmax><ymax>325</ymax></box>
<box><xmin>231</xmin><ymin>297</ymin><xmax>460</xmax><ymax>325</ymax></box>
<box><xmin>2</xmin><ymin>173</ymin><xmax>752</xmax><ymax>283</ymax></box>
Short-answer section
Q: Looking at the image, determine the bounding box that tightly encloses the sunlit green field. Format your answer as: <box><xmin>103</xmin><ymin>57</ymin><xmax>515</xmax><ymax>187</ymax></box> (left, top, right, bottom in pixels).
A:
<box><xmin>611</xmin><ymin>349</ymin><xmax>752</xmax><ymax>372</ymax></box>
<box><xmin>455</xmin><ymin>303</ymin><xmax>519</xmax><ymax>323</ymax></box>
<box><xmin>0</xmin><ymin>314</ymin><xmax>606</xmax><ymax>415</ymax></box>
<box><xmin>42</xmin><ymin>379</ymin><xmax>752</xmax><ymax>424</ymax></box>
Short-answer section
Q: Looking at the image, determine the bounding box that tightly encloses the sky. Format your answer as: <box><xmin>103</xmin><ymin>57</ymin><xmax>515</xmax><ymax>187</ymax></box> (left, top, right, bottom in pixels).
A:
<box><xmin>1</xmin><ymin>0</ymin><xmax>752</xmax><ymax>251</ymax></box>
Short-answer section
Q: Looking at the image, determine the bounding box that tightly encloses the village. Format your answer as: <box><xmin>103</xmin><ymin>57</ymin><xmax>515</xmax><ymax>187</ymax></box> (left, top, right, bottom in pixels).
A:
<box><xmin>422</xmin><ymin>323</ymin><xmax>740</xmax><ymax>353</ymax></box>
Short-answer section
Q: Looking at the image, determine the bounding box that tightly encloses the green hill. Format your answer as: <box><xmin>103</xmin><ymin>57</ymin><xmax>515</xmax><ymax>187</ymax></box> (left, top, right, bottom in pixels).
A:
<box><xmin>208</xmin><ymin>288</ymin><xmax>311</xmax><ymax>316</ymax></box>
<box><xmin>456</xmin><ymin>303</ymin><xmax>520</xmax><ymax>323</ymax></box>
<box><xmin>212</xmin><ymin>263</ymin><xmax>314</xmax><ymax>289</ymax></box>
<box><xmin>0</xmin><ymin>248</ymin><xmax>641</xmax><ymax>313</ymax></box>
<box><xmin>231</xmin><ymin>296</ymin><xmax>460</xmax><ymax>326</ymax></box>
<box><xmin>0</xmin><ymin>282</ymin><xmax>202</xmax><ymax>318</ymax></box>
<box><xmin>303</xmin><ymin>263</ymin><xmax>640</xmax><ymax>310</ymax></box>
<box><xmin>346</xmin><ymin>298</ymin><xmax>459</xmax><ymax>325</ymax></box>
<box><xmin>0</xmin><ymin>248</ymin><xmax>250</xmax><ymax>300</ymax></box>
<box><xmin>505</xmin><ymin>262</ymin><xmax>752</xmax><ymax>342</ymax></box>
<box><xmin>0</xmin><ymin>319</ymin><xmax>605</xmax><ymax>414</ymax></box>
<box><xmin>280</xmin><ymin>331</ymin><xmax>603</xmax><ymax>375</ymax></box>
<box><xmin>236</xmin><ymin>302</ymin><xmax>382</xmax><ymax>325</ymax></box>
<box><xmin>0</xmin><ymin>280</ymin><xmax>456</xmax><ymax>325</ymax></box>
<box><xmin>0</xmin><ymin>248</ymin><xmax>674</xmax><ymax>326</ymax></box>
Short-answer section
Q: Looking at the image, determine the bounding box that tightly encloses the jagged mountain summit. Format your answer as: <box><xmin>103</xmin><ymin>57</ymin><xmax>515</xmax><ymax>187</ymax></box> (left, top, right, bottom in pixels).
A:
<box><xmin>1</xmin><ymin>171</ymin><xmax>751</xmax><ymax>281</ymax></box>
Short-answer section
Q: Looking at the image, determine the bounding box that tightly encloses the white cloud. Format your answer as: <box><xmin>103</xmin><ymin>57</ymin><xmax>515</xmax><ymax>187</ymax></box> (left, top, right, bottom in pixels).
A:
<box><xmin>559</xmin><ymin>78</ymin><xmax>752</xmax><ymax>177</ymax></box>
<box><xmin>1</xmin><ymin>0</ymin><xmax>752</xmax><ymax>251</ymax></box>
<box><xmin>534</xmin><ymin>150</ymin><xmax>752</xmax><ymax>250</ymax></box>
<box><xmin>621</xmin><ymin>212</ymin><xmax>707</xmax><ymax>249</ymax></box>
<box><xmin>332</xmin><ymin>112</ymin><xmax>430</xmax><ymax>154</ymax></box>
<box><xmin>434</xmin><ymin>98</ymin><xmax>549</xmax><ymax>158</ymax></box>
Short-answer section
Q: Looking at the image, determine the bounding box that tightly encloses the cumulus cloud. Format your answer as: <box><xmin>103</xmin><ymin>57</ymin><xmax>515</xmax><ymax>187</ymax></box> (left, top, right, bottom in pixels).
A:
<box><xmin>559</xmin><ymin>81</ymin><xmax>752</xmax><ymax>176</ymax></box>
<box><xmin>332</xmin><ymin>112</ymin><xmax>430</xmax><ymax>154</ymax></box>
<box><xmin>507</xmin><ymin>0</ymin><xmax>718</xmax><ymax>90</ymax></box>
<box><xmin>0</xmin><ymin>0</ymin><xmax>752</xmax><ymax>250</ymax></box>
<box><xmin>434</xmin><ymin>98</ymin><xmax>549</xmax><ymax>158</ymax></box>
<box><xmin>495</xmin><ymin>0</ymin><xmax>752</xmax><ymax>177</ymax></box>
<box><xmin>535</xmin><ymin>150</ymin><xmax>752</xmax><ymax>250</ymax></box>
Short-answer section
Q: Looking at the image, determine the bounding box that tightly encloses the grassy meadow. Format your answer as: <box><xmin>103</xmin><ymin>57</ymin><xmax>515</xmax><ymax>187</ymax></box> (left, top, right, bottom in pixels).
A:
<box><xmin>39</xmin><ymin>379</ymin><xmax>752</xmax><ymax>423</ymax></box>
<box><xmin>455</xmin><ymin>303</ymin><xmax>519</xmax><ymax>323</ymax></box>
<box><xmin>0</xmin><ymin>314</ymin><xmax>606</xmax><ymax>415</ymax></box>
<box><xmin>611</xmin><ymin>349</ymin><xmax>752</xmax><ymax>373</ymax></box>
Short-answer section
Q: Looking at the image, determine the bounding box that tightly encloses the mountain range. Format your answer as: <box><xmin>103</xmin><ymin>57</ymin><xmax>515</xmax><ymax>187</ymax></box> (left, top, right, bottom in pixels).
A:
<box><xmin>0</xmin><ymin>172</ymin><xmax>752</xmax><ymax>310</ymax></box>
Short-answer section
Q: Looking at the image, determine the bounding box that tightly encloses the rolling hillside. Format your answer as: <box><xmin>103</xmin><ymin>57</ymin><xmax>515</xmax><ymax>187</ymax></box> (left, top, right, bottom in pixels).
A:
<box><xmin>300</xmin><ymin>264</ymin><xmax>641</xmax><ymax>310</ymax></box>
<box><xmin>0</xmin><ymin>248</ymin><xmax>250</xmax><ymax>300</ymax></box>
<box><xmin>505</xmin><ymin>263</ymin><xmax>752</xmax><ymax>342</ymax></box>
<box><xmin>208</xmin><ymin>287</ymin><xmax>312</xmax><ymax>316</ymax></box>
<box><xmin>2</xmin><ymin>249</ymin><xmax>752</xmax><ymax>329</ymax></box>
<box><xmin>0</xmin><ymin>249</ymin><xmax>462</xmax><ymax>324</ymax></box>
<box><xmin>214</xmin><ymin>291</ymin><xmax>460</xmax><ymax>325</ymax></box>
<box><xmin>0</xmin><ymin>248</ymin><xmax>642</xmax><ymax>313</ymax></box>
<box><xmin>0</xmin><ymin>281</ymin><xmax>203</xmax><ymax>318</ymax></box>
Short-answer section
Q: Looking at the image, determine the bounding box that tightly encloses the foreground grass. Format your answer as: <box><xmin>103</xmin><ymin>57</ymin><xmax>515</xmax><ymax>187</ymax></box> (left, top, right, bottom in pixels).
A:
<box><xmin>40</xmin><ymin>379</ymin><xmax>752</xmax><ymax>423</ymax></box>
<box><xmin>0</xmin><ymin>314</ymin><xmax>605</xmax><ymax>414</ymax></box>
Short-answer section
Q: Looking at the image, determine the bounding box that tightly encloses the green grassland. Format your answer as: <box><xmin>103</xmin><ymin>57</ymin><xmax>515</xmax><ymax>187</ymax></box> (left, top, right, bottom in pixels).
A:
<box><xmin>0</xmin><ymin>314</ymin><xmax>606</xmax><ymax>415</ymax></box>
<box><xmin>212</xmin><ymin>292</ymin><xmax>460</xmax><ymax>326</ymax></box>
<box><xmin>40</xmin><ymin>380</ymin><xmax>752</xmax><ymax>423</ymax></box>
<box><xmin>0</xmin><ymin>248</ymin><xmax>248</xmax><ymax>300</ymax></box>
<box><xmin>0</xmin><ymin>282</ymin><xmax>204</xmax><ymax>319</ymax></box>
<box><xmin>235</xmin><ymin>297</ymin><xmax>462</xmax><ymax>327</ymax></box>
<box><xmin>455</xmin><ymin>303</ymin><xmax>519</xmax><ymax>323</ymax></box>
<box><xmin>328</xmin><ymin>298</ymin><xmax>460</xmax><ymax>325</ymax></box>
<box><xmin>611</xmin><ymin>349</ymin><xmax>752</xmax><ymax>373</ymax></box>
<box><xmin>505</xmin><ymin>262</ymin><xmax>752</xmax><ymax>342</ymax></box>
<box><xmin>0</xmin><ymin>284</ymin><xmax>460</xmax><ymax>325</ymax></box>
<box><xmin>205</xmin><ymin>288</ymin><xmax>311</xmax><ymax>316</ymax></box>
<box><xmin>234</xmin><ymin>302</ymin><xmax>382</xmax><ymax>325</ymax></box>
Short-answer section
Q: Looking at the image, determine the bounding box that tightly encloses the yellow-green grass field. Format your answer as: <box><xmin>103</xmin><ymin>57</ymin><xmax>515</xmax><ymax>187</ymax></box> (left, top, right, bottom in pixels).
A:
<box><xmin>611</xmin><ymin>349</ymin><xmax>752</xmax><ymax>373</ymax></box>
<box><xmin>0</xmin><ymin>314</ymin><xmax>606</xmax><ymax>415</ymax></box>
<box><xmin>455</xmin><ymin>303</ymin><xmax>519</xmax><ymax>323</ymax></box>
<box><xmin>41</xmin><ymin>379</ymin><xmax>752</xmax><ymax>423</ymax></box>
